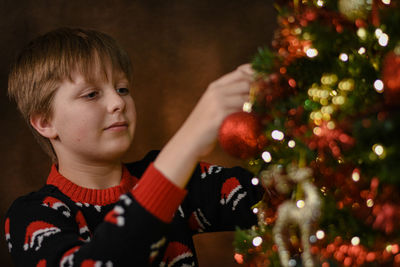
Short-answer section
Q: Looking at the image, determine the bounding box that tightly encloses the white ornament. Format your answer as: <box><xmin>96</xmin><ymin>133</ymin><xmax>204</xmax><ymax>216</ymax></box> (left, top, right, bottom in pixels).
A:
<box><xmin>264</xmin><ymin>164</ymin><xmax>321</xmax><ymax>267</ymax></box>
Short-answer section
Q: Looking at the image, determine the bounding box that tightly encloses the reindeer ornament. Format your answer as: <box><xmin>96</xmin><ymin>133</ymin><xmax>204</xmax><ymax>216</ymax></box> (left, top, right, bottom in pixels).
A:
<box><xmin>261</xmin><ymin>164</ymin><xmax>321</xmax><ymax>267</ymax></box>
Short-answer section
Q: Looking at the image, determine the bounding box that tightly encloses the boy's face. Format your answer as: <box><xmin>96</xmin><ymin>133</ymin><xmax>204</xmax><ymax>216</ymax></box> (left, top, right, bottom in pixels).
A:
<box><xmin>48</xmin><ymin>68</ymin><xmax>136</xmax><ymax>164</ymax></box>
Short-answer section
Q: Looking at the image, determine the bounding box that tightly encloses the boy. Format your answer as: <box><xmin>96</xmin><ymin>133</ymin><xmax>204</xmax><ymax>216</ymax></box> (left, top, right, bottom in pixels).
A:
<box><xmin>5</xmin><ymin>28</ymin><xmax>264</xmax><ymax>266</ymax></box>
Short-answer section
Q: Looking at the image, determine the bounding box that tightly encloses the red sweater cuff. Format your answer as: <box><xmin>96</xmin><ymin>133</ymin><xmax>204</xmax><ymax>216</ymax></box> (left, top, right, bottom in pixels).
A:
<box><xmin>131</xmin><ymin>163</ymin><xmax>187</xmax><ymax>223</ymax></box>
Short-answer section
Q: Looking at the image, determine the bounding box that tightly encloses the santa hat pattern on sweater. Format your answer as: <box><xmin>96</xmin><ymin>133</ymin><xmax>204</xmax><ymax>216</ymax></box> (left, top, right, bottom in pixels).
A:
<box><xmin>149</xmin><ymin>236</ymin><xmax>166</xmax><ymax>263</ymax></box>
<box><xmin>188</xmin><ymin>208</ymin><xmax>211</xmax><ymax>233</ymax></box>
<box><xmin>5</xmin><ymin>217</ymin><xmax>11</xmax><ymax>252</ymax></box>
<box><xmin>199</xmin><ymin>162</ymin><xmax>222</xmax><ymax>179</ymax></box>
<box><xmin>75</xmin><ymin>211</ymin><xmax>91</xmax><ymax>242</ymax></box>
<box><xmin>42</xmin><ymin>196</ymin><xmax>71</xmax><ymax>218</ymax></box>
<box><xmin>36</xmin><ymin>259</ymin><xmax>46</xmax><ymax>267</ymax></box>
<box><xmin>160</xmin><ymin>242</ymin><xmax>194</xmax><ymax>267</ymax></box>
<box><xmin>23</xmin><ymin>221</ymin><xmax>61</xmax><ymax>251</ymax></box>
<box><xmin>104</xmin><ymin>205</ymin><xmax>125</xmax><ymax>227</ymax></box>
<box><xmin>80</xmin><ymin>259</ymin><xmax>113</xmax><ymax>267</ymax></box>
<box><xmin>220</xmin><ymin>177</ymin><xmax>248</xmax><ymax>211</ymax></box>
<box><xmin>60</xmin><ymin>246</ymin><xmax>80</xmax><ymax>267</ymax></box>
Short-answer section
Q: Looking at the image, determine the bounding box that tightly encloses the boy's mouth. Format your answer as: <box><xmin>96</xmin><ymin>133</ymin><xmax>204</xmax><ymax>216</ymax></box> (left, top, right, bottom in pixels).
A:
<box><xmin>105</xmin><ymin>121</ymin><xmax>128</xmax><ymax>130</ymax></box>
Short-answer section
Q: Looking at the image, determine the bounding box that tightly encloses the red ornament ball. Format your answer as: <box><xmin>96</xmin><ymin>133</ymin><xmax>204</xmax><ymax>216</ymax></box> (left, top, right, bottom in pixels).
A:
<box><xmin>218</xmin><ymin>111</ymin><xmax>267</xmax><ymax>159</ymax></box>
<box><xmin>382</xmin><ymin>51</ymin><xmax>400</xmax><ymax>92</ymax></box>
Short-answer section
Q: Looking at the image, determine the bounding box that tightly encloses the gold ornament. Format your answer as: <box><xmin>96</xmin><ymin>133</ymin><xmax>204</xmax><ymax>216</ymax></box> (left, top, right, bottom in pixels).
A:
<box><xmin>264</xmin><ymin>164</ymin><xmax>321</xmax><ymax>267</ymax></box>
<box><xmin>338</xmin><ymin>0</ymin><xmax>371</xmax><ymax>21</ymax></box>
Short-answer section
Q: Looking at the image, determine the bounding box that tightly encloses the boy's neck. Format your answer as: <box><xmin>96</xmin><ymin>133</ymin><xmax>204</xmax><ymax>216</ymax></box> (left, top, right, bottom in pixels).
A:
<box><xmin>57</xmin><ymin>159</ymin><xmax>123</xmax><ymax>190</ymax></box>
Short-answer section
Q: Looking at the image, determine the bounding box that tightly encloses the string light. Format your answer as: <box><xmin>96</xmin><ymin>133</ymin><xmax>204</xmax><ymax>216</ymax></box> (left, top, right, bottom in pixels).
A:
<box><xmin>271</xmin><ymin>130</ymin><xmax>285</xmax><ymax>140</ymax></box>
<box><xmin>262</xmin><ymin>151</ymin><xmax>272</xmax><ymax>162</ymax></box>
<box><xmin>306</xmin><ymin>48</ymin><xmax>319</xmax><ymax>58</ymax></box>
<box><xmin>316</xmin><ymin>230</ymin><xmax>325</xmax><ymax>240</ymax></box>
<box><xmin>332</xmin><ymin>95</ymin><xmax>345</xmax><ymax>105</ymax></box>
<box><xmin>366</xmin><ymin>199</ymin><xmax>374</xmax><ymax>207</ymax></box>
<box><xmin>313</xmin><ymin>126</ymin><xmax>322</xmax><ymax>135</ymax></box>
<box><xmin>375</xmin><ymin>28</ymin><xmax>383</xmax><ymax>38</ymax></box>
<box><xmin>351</xmin><ymin>236</ymin><xmax>360</xmax><ymax>246</ymax></box>
<box><xmin>352</xmin><ymin>169</ymin><xmax>360</xmax><ymax>182</ymax></box>
<box><xmin>251</xmin><ymin>177</ymin><xmax>260</xmax><ymax>185</ymax></box>
<box><xmin>316</xmin><ymin>0</ymin><xmax>325</xmax><ymax>7</ymax></box>
<box><xmin>296</xmin><ymin>200</ymin><xmax>305</xmax><ymax>208</ymax></box>
<box><xmin>373</xmin><ymin>144</ymin><xmax>384</xmax><ymax>156</ymax></box>
<box><xmin>309</xmin><ymin>235</ymin><xmax>317</xmax><ymax>243</ymax></box>
<box><xmin>242</xmin><ymin>102</ymin><xmax>252</xmax><ymax>113</ymax></box>
<box><xmin>321</xmin><ymin>74</ymin><xmax>338</xmax><ymax>85</ymax></box>
<box><xmin>252</xmin><ymin>207</ymin><xmax>259</xmax><ymax>214</ymax></box>
<box><xmin>252</xmin><ymin>236</ymin><xmax>263</xmax><ymax>246</ymax></box>
<box><xmin>288</xmin><ymin>259</ymin><xmax>297</xmax><ymax>267</ymax></box>
<box><xmin>338</xmin><ymin>79</ymin><xmax>354</xmax><ymax>91</ymax></box>
<box><xmin>357</xmin><ymin>28</ymin><xmax>367</xmax><ymax>40</ymax></box>
<box><xmin>381</xmin><ymin>0</ymin><xmax>391</xmax><ymax>4</ymax></box>
<box><xmin>374</xmin><ymin>79</ymin><xmax>384</xmax><ymax>93</ymax></box>
<box><xmin>339</xmin><ymin>53</ymin><xmax>348</xmax><ymax>62</ymax></box>
<box><xmin>358</xmin><ymin>47</ymin><xmax>366</xmax><ymax>55</ymax></box>
<box><xmin>378</xmin><ymin>33</ymin><xmax>389</xmax><ymax>47</ymax></box>
<box><xmin>327</xmin><ymin>121</ymin><xmax>335</xmax><ymax>129</ymax></box>
<box><xmin>288</xmin><ymin>140</ymin><xmax>296</xmax><ymax>148</ymax></box>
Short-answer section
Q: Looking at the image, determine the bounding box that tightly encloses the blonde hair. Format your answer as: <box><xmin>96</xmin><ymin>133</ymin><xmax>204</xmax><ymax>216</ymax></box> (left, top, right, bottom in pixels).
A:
<box><xmin>8</xmin><ymin>28</ymin><xmax>133</xmax><ymax>162</ymax></box>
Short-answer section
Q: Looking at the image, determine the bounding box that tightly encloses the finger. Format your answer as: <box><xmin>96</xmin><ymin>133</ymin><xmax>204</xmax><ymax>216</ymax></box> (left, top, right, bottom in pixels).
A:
<box><xmin>211</xmin><ymin>67</ymin><xmax>253</xmax><ymax>88</ymax></box>
<box><xmin>216</xmin><ymin>80</ymin><xmax>251</xmax><ymax>96</ymax></box>
<box><xmin>237</xmin><ymin>64</ymin><xmax>255</xmax><ymax>76</ymax></box>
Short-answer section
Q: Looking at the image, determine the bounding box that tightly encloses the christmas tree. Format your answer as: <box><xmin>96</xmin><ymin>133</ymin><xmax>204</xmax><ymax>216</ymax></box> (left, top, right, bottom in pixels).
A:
<box><xmin>220</xmin><ymin>0</ymin><xmax>400</xmax><ymax>266</ymax></box>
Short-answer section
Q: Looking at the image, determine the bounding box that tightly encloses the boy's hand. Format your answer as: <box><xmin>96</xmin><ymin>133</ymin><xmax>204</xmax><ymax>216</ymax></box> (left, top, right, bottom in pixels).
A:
<box><xmin>154</xmin><ymin>64</ymin><xmax>254</xmax><ymax>188</ymax></box>
<box><xmin>181</xmin><ymin>63</ymin><xmax>254</xmax><ymax>157</ymax></box>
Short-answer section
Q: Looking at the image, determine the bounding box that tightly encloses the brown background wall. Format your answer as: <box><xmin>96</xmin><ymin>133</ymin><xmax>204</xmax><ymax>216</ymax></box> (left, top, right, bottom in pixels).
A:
<box><xmin>0</xmin><ymin>1</ymin><xmax>276</xmax><ymax>265</ymax></box>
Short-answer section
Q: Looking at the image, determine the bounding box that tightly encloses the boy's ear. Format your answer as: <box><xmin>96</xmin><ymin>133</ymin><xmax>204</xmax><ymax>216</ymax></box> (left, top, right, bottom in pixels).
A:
<box><xmin>30</xmin><ymin>113</ymin><xmax>58</xmax><ymax>139</ymax></box>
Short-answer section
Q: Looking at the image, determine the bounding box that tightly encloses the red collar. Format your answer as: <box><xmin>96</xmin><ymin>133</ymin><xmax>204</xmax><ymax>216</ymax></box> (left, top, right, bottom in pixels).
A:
<box><xmin>46</xmin><ymin>164</ymin><xmax>138</xmax><ymax>206</ymax></box>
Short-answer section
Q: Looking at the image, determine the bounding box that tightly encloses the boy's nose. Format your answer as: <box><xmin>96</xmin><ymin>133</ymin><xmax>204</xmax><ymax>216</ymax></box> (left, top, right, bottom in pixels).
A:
<box><xmin>107</xmin><ymin>90</ymin><xmax>126</xmax><ymax>113</ymax></box>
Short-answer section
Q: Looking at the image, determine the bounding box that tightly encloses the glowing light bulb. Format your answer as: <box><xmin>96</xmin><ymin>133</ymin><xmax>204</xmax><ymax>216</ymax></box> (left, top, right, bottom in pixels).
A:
<box><xmin>251</xmin><ymin>177</ymin><xmax>259</xmax><ymax>186</ymax></box>
<box><xmin>306</xmin><ymin>48</ymin><xmax>318</xmax><ymax>58</ymax></box>
<box><xmin>357</xmin><ymin>28</ymin><xmax>367</xmax><ymax>40</ymax></box>
<box><xmin>351</xmin><ymin>236</ymin><xmax>360</xmax><ymax>246</ymax></box>
<box><xmin>375</xmin><ymin>28</ymin><xmax>383</xmax><ymax>38</ymax></box>
<box><xmin>373</xmin><ymin>144</ymin><xmax>384</xmax><ymax>156</ymax></box>
<box><xmin>339</xmin><ymin>53</ymin><xmax>349</xmax><ymax>62</ymax></box>
<box><xmin>271</xmin><ymin>130</ymin><xmax>284</xmax><ymax>140</ymax></box>
<box><xmin>382</xmin><ymin>0</ymin><xmax>391</xmax><ymax>4</ymax></box>
<box><xmin>352</xmin><ymin>169</ymin><xmax>360</xmax><ymax>182</ymax></box>
<box><xmin>262</xmin><ymin>151</ymin><xmax>272</xmax><ymax>163</ymax></box>
<box><xmin>339</xmin><ymin>79</ymin><xmax>354</xmax><ymax>91</ymax></box>
<box><xmin>296</xmin><ymin>200</ymin><xmax>305</xmax><ymax>208</ymax></box>
<box><xmin>288</xmin><ymin>140</ymin><xmax>296</xmax><ymax>148</ymax></box>
<box><xmin>288</xmin><ymin>259</ymin><xmax>297</xmax><ymax>267</ymax></box>
<box><xmin>252</xmin><ymin>207</ymin><xmax>259</xmax><ymax>214</ymax></box>
<box><xmin>374</xmin><ymin>79</ymin><xmax>384</xmax><ymax>93</ymax></box>
<box><xmin>242</xmin><ymin>102</ymin><xmax>252</xmax><ymax>113</ymax></box>
<box><xmin>358</xmin><ymin>47</ymin><xmax>366</xmax><ymax>55</ymax></box>
<box><xmin>316</xmin><ymin>0</ymin><xmax>324</xmax><ymax>6</ymax></box>
<box><xmin>379</xmin><ymin>33</ymin><xmax>389</xmax><ymax>47</ymax></box>
<box><xmin>316</xmin><ymin>230</ymin><xmax>325</xmax><ymax>240</ymax></box>
<box><xmin>313</xmin><ymin>127</ymin><xmax>322</xmax><ymax>135</ymax></box>
<box><xmin>366</xmin><ymin>199</ymin><xmax>374</xmax><ymax>207</ymax></box>
<box><xmin>252</xmin><ymin>236</ymin><xmax>263</xmax><ymax>246</ymax></box>
<box><xmin>327</xmin><ymin>121</ymin><xmax>335</xmax><ymax>129</ymax></box>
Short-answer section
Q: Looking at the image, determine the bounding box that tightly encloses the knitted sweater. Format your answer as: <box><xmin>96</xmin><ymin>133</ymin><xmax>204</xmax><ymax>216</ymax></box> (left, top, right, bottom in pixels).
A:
<box><xmin>5</xmin><ymin>151</ymin><xmax>264</xmax><ymax>267</ymax></box>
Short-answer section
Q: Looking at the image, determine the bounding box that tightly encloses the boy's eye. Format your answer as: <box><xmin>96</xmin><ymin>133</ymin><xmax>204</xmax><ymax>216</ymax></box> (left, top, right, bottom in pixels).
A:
<box><xmin>84</xmin><ymin>91</ymin><xmax>99</xmax><ymax>99</ymax></box>
<box><xmin>116</xmin><ymin>87</ymin><xmax>129</xmax><ymax>95</ymax></box>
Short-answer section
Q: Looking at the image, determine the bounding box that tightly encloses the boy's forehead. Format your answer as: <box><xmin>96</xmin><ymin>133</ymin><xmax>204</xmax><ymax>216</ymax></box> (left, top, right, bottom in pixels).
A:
<box><xmin>67</xmin><ymin>66</ymin><xmax>128</xmax><ymax>85</ymax></box>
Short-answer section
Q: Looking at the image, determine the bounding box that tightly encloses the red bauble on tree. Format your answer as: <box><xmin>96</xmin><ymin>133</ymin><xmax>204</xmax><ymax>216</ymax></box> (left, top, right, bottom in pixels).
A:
<box><xmin>218</xmin><ymin>111</ymin><xmax>267</xmax><ymax>159</ymax></box>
